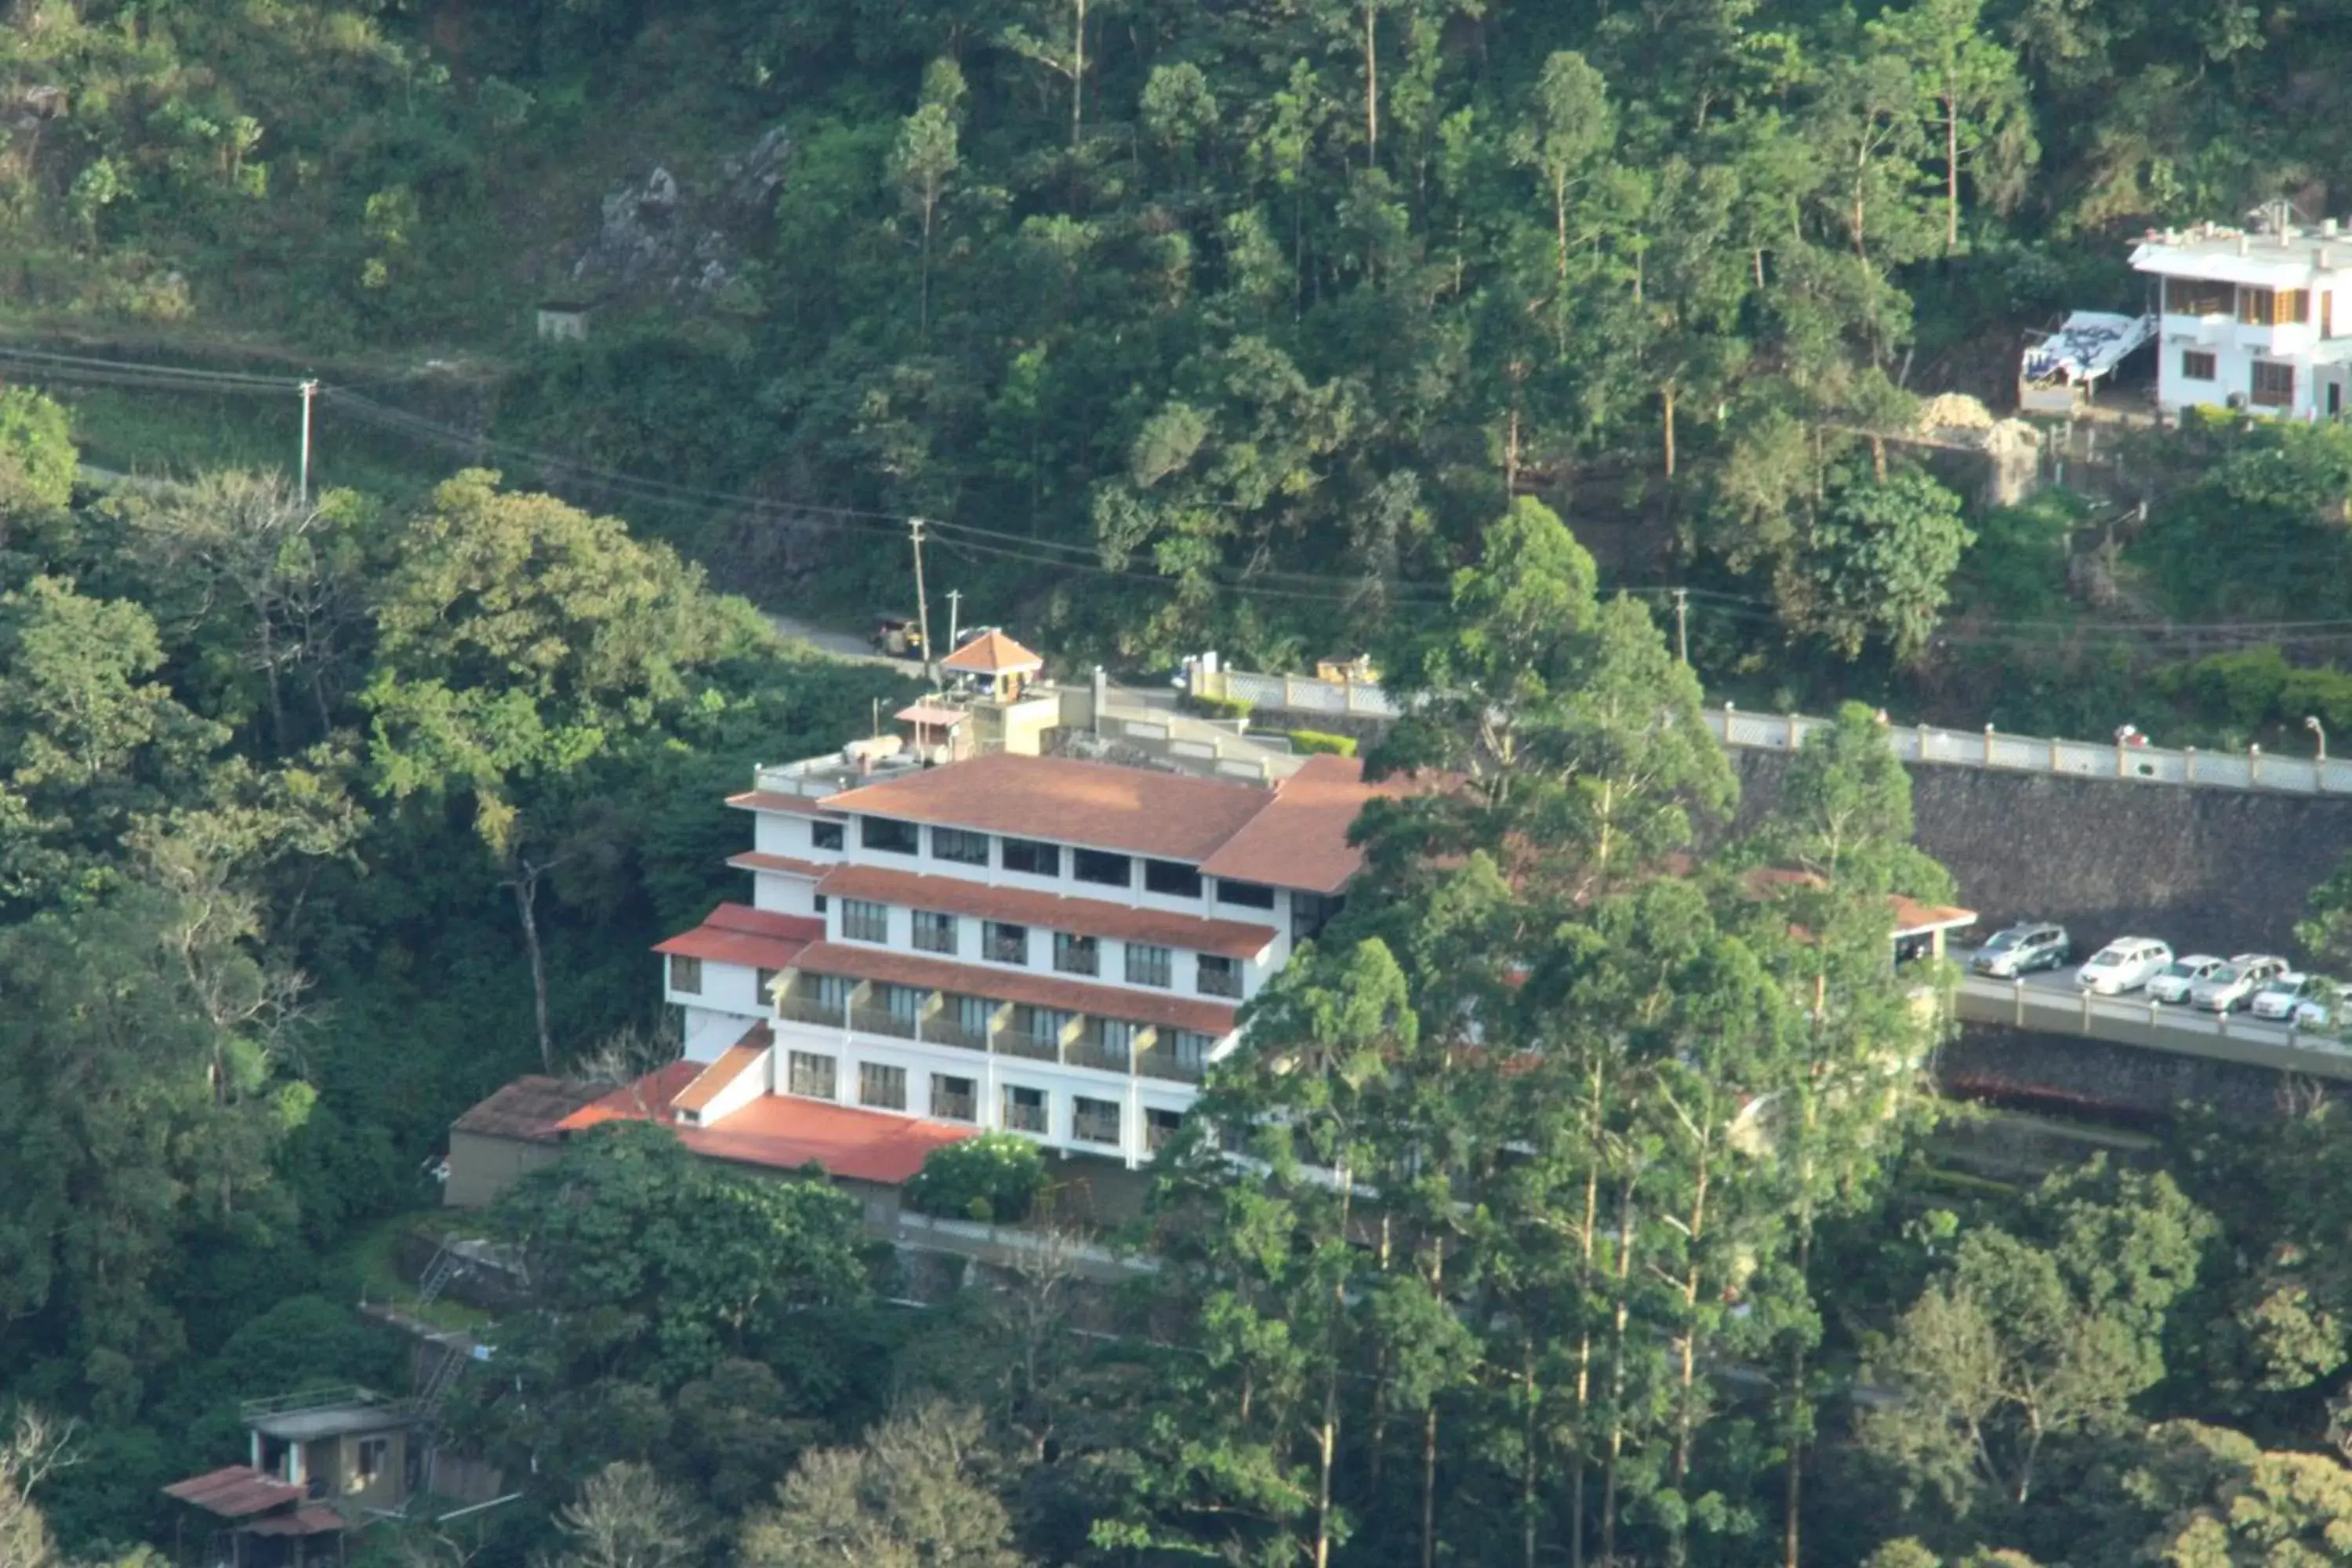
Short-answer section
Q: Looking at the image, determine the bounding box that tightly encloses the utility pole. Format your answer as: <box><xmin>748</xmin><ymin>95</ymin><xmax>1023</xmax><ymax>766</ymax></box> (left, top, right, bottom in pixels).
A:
<box><xmin>1672</xmin><ymin>587</ymin><xmax>1690</xmax><ymax>666</ymax></box>
<box><xmin>909</xmin><ymin>517</ymin><xmax>936</xmax><ymax>685</ymax></box>
<box><xmin>946</xmin><ymin>588</ymin><xmax>963</xmax><ymax>650</ymax></box>
<box><xmin>297</xmin><ymin>379</ymin><xmax>319</xmax><ymax>504</ymax></box>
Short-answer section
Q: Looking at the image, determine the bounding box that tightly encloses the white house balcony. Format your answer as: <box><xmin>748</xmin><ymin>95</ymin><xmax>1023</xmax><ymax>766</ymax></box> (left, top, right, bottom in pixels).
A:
<box><xmin>773</xmin><ymin>965</ymin><xmax>1217</xmax><ymax>1087</ymax></box>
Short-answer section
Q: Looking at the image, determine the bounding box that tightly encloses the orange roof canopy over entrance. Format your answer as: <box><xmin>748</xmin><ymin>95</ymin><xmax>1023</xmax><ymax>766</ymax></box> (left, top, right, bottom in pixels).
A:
<box><xmin>942</xmin><ymin>629</ymin><xmax>1044</xmax><ymax>676</ymax></box>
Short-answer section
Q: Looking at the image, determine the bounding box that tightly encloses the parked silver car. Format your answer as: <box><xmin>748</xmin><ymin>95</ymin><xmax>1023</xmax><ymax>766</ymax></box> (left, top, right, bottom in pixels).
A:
<box><xmin>2251</xmin><ymin>972</ymin><xmax>2318</xmax><ymax>1021</ymax></box>
<box><xmin>2076</xmin><ymin>936</ymin><xmax>2174</xmax><ymax>996</ymax></box>
<box><xmin>2190</xmin><ymin>953</ymin><xmax>2291</xmax><ymax>1012</ymax></box>
<box><xmin>2146</xmin><ymin>955</ymin><xmax>2227</xmax><ymax>1005</ymax></box>
<box><xmin>1970</xmin><ymin>923</ymin><xmax>2072</xmax><ymax>978</ymax></box>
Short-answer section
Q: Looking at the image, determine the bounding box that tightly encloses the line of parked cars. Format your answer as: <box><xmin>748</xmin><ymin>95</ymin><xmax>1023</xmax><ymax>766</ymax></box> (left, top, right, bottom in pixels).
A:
<box><xmin>1968</xmin><ymin>923</ymin><xmax>2352</xmax><ymax>1030</ymax></box>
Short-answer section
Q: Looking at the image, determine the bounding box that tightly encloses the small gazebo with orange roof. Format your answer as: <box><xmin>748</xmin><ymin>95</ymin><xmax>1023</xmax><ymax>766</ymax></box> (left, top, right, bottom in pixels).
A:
<box><xmin>942</xmin><ymin>628</ymin><xmax>1045</xmax><ymax>702</ymax></box>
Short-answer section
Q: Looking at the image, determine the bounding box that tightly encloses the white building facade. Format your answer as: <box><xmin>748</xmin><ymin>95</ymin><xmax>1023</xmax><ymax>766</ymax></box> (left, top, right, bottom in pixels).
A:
<box><xmin>652</xmin><ymin>745</ymin><xmax>1376</xmax><ymax>1170</ymax></box>
<box><xmin>2131</xmin><ymin>220</ymin><xmax>2352</xmax><ymax>420</ymax></box>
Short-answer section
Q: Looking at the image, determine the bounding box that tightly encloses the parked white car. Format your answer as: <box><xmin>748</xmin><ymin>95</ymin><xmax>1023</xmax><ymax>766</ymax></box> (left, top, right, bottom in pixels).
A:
<box><xmin>2251</xmin><ymin>972</ymin><xmax>2316</xmax><ymax>1021</ymax></box>
<box><xmin>2296</xmin><ymin>981</ymin><xmax>2351</xmax><ymax>1033</ymax></box>
<box><xmin>1970</xmin><ymin>923</ymin><xmax>2073</xmax><ymax>978</ymax></box>
<box><xmin>2147</xmin><ymin>955</ymin><xmax>2228</xmax><ymax>1005</ymax></box>
<box><xmin>2075</xmin><ymin>937</ymin><xmax>2174</xmax><ymax>996</ymax></box>
<box><xmin>2190</xmin><ymin>954</ymin><xmax>2292</xmax><ymax>1013</ymax></box>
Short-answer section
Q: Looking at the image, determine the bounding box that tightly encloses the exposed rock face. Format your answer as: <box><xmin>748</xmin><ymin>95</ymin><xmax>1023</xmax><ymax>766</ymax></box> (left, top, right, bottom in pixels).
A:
<box><xmin>568</xmin><ymin>124</ymin><xmax>789</xmax><ymax>299</ymax></box>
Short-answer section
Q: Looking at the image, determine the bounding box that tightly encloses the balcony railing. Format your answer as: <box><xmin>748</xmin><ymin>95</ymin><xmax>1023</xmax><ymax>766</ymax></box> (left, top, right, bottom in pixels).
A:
<box><xmin>995</xmin><ymin>1027</ymin><xmax>1061</xmax><ymax>1062</ymax></box>
<box><xmin>1197</xmin><ymin>967</ymin><xmax>1243</xmax><ymax>1000</ymax></box>
<box><xmin>1146</xmin><ymin>1117</ymin><xmax>1180</xmax><ymax>1152</ymax></box>
<box><xmin>933</xmin><ymin>1091</ymin><xmax>977</xmax><ymax>1123</ymax></box>
<box><xmin>1065</xmin><ymin>1040</ymin><xmax>1131</xmax><ymax>1074</ymax></box>
<box><xmin>849</xmin><ymin>1005</ymin><xmax>919</xmax><ymax>1040</ymax></box>
<box><xmin>922</xmin><ymin>1014</ymin><xmax>990</xmax><ymax>1051</ymax></box>
<box><xmin>1073</xmin><ymin>1110</ymin><xmax>1121</xmax><ymax>1145</ymax></box>
<box><xmin>1004</xmin><ymin>1099</ymin><xmax>1047</xmax><ymax>1134</ymax></box>
<box><xmin>1136</xmin><ymin>1050</ymin><xmax>1204</xmax><ymax>1084</ymax></box>
<box><xmin>779</xmin><ymin>993</ymin><xmax>847</xmax><ymax>1028</ymax></box>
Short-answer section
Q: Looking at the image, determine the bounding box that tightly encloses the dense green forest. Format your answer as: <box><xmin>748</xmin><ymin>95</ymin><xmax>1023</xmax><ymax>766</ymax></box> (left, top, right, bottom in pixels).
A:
<box><xmin>13</xmin><ymin>0</ymin><xmax>2352</xmax><ymax>1563</ymax></box>
<box><xmin>3</xmin><ymin>0</ymin><xmax>2352</xmax><ymax>742</ymax></box>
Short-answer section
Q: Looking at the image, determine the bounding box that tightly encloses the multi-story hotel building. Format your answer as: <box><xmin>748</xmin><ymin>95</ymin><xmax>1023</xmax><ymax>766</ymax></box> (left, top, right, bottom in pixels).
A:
<box><xmin>452</xmin><ymin>630</ymin><xmax>1393</xmax><ymax>1194</ymax></box>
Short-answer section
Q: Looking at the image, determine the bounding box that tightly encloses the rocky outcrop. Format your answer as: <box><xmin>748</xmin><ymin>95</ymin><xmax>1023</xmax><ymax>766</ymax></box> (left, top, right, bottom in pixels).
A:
<box><xmin>568</xmin><ymin>124</ymin><xmax>790</xmax><ymax>300</ymax></box>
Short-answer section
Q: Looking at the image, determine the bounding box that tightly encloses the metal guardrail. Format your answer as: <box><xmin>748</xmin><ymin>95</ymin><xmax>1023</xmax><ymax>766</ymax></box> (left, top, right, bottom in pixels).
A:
<box><xmin>1197</xmin><ymin>664</ymin><xmax>2352</xmax><ymax>798</ymax></box>
<box><xmin>1954</xmin><ymin>975</ymin><xmax>2352</xmax><ymax>1080</ymax></box>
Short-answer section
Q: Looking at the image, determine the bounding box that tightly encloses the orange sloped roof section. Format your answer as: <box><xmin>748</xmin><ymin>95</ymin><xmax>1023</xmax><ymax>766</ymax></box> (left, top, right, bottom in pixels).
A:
<box><xmin>1198</xmin><ymin>753</ymin><xmax>1403</xmax><ymax>895</ymax></box>
<box><xmin>670</xmin><ymin>1024</ymin><xmax>773</xmax><ymax>1116</ymax></box>
<box><xmin>813</xmin><ymin>863</ymin><xmax>1276</xmax><ymax>959</ymax></box>
<box><xmin>654</xmin><ymin>903</ymin><xmax>825</xmax><ymax>970</ymax></box>
<box><xmin>164</xmin><ymin>1467</ymin><xmax>307</xmax><ymax>1518</ymax></box>
<box><xmin>818</xmin><ymin>752</ymin><xmax>1274</xmax><ymax>862</ymax></box>
<box><xmin>941</xmin><ymin>628</ymin><xmax>1044</xmax><ymax>674</ymax></box>
<box><xmin>727</xmin><ymin>790</ymin><xmax>843</xmax><ymax>818</ymax></box>
<box><xmin>557</xmin><ymin>1039</ymin><xmax>971</xmax><ymax>1185</ymax></box>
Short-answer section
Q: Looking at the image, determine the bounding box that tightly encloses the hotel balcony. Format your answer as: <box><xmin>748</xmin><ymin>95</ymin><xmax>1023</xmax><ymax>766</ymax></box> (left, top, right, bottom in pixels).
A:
<box><xmin>773</xmin><ymin>969</ymin><xmax>1210</xmax><ymax>1085</ymax></box>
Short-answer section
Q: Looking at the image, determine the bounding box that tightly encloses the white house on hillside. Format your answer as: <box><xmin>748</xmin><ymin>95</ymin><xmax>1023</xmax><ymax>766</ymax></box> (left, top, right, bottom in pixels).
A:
<box><xmin>2130</xmin><ymin>216</ymin><xmax>2352</xmax><ymax>419</ymax></box>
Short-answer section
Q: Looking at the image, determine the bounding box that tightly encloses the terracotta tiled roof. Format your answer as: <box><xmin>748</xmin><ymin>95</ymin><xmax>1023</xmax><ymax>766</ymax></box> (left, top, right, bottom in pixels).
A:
<box><xmin>895</xmin><ymin>702</ymin><xmax>969</xmax><ymax>728</ymax></box>
<box><xmin>451</xmin><ymin>1076</ymin><xmax>608</xmax><ymax>1144</ymax></box>
<box><xmin>941</xmin><ymin>628</ymin><xmax>1044</xmax><ymax>674</ymax></box>
<box><xmin>686</xmin><ymin>1094</ymin><xmax>973</xmax><ymax>1185</ymax></box>
<box><xmin>1740</xmin><ymin>867</ymin><xmax>1978</xmax><ymax>937</ymax></box>
<box><xmin>818</xmin><ymin>752</ymin><xmax>1277</xmax><ymax>862</ymax></box>
<box><xmin>558</xmin><ymin>1059</ymin><xmax>703</xmax><ymax>1134</ymax></box>
<box><xmin>792</xmin><ymin>939</ymin><xmax>1240</xmax><ymax>1035</ymax></box>
<box><xmin>815</xmin><ymin>864</ymin><xmax>1277</xmax><ymax>959</ymax></box>
<box><xmin>727</xmin><ymin>851</ymin><xmax>833</xmax><ymax>879</ymax></box>
<box><xmin>164</xmin><ymin>1467</ymin><xmax>307</xmax><ymax>1519</ymax></box>
<box><xmin>654</xmin><ymin>903</ymin><xmax>825</xmax><ymax>971</ymax></box>
<box><xmin>560</xmin><ymin>1059</ymin><xmax>972</xmax><ymax>1185</ymax></box>
<box><xmin>672</xmin><ymin>1025</ymin><xmax>773</xmax><ymax>1116</ymax></box>
<box><xmin>727</xmin><ymin>790</ymin><xmax>843</xmax><ymax>817</ymax></box>
<box><xmin>1198</xmin><ymin>753</ymin><xmax>1399</xmax><ymax>895</ymax></box>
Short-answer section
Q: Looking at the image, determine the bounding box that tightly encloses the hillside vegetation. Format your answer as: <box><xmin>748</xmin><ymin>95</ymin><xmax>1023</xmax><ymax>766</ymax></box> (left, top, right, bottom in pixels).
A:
<box><xmin>6</xmin><ymin>0</ymin><xmax>2352</xmax><ymax>739</ymax></box>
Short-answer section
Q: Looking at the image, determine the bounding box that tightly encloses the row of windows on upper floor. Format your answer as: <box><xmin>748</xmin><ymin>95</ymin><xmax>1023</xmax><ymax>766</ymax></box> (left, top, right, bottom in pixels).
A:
<box><xmin>813</xmin><ymin>815</ymin><xmax>1279</xmax><ymax>909</ymax></box>
<box><xmin>834</xmin><ymin>898</ymin><xmax>1244</xmax><ymax>996</ymax></box>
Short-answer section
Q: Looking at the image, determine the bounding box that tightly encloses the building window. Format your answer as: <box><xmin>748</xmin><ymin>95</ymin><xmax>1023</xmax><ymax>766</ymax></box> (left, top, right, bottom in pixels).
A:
<box><xmin>756</xmin><ymin>967</ymin><xmax>779</xmax><ymax>1006</ymax></box>
<box><xmin>814</xmin><ymin>894</ymin><xmax>828</xmax><ymax>914</ymax></box>
<box><xmin>862</xmin><ymin>817</ymin><xmax>920</xmax><ymax>855</ymax></box>
<box><xmin>355</xmin><ymin>1436</ymin><xmax>389</xmax><ymax>1489</ymax></box>
<box><xmin>2253</xmin><ymin>360</ymin><xmax>2297</xmax><ymax>408</ymax></box>
<box><xmin>2240</xmin><ymin>286</ymin><xmax>2311</xmax><ymax>326</ymax></box>
<box><xmin>953</xmin><ymin>994</ymin><xmax>994</xmax><ymax>1040</ymax></box>
<box><xmin>1216</xmin><ymin>878</ymin><xmax>1277</xmax><ymax>910</ymax></box>
<box><xmin>2180</xmin><ymin>349</ymin><xmax>2217</xmax><ymax>381</ymax></box>
<box><xmin>1001</xmin><ymin>837</ymin><xmax>1061</xmax><ymax>877</ymax></box>
<box><xmin>2164</xmin><ymin>276</ymin><xmax>2233</xmax><ymax>317</ymax></box>
<box><xmin>883</xmin><ymin>983</ymin><xmax>922</xmax><ymax>1027</ymax></box>
<box><xmin>1073</xmin><ymin>848</ymin><xmax>1132</xmax><ymax>887</ymax></box>
<box><xmin>814</xmin><ymin>975</ymin><xmax>853</xmax><ymax>1013</ymax></box>
<box><xmin>985</xmin><ymin>920</ymin><xmax>1029</xmax><ymax>964</ymax></box>
<box><xmin>1173</xmin><ymin>1029</ymin><xmax>1214</xmax><ymax>1070</ymax></box>
<box><xmin>1125</xmin><ymin>943</ymin><xmax>1172</xmax><ymax>988</ymax></box>
<box><xmin>1144</xmin><ymin>858</ymin><xmax>1203</xmax><ymax>898</ymax></box>
<box><xmin>1146</xmin><ymin>1107</ymin><xmax>1182</xmax><ymax>1152</ymax></box>
<box><xmin>932</xmin><ymin>826</ymin><xmax>989</xmax><ymax>866</ymax></box>
<box><xmin>667</xmin><ymin>953</ymin><xmax>703</xmax><ymax>994</ymax></box>
<box><xmin>788</xmin><ymin>1051</ymin><xmax>837</xmax><ymax>1100</ymax></box>
<box><xmin>859</xmin><ymin>1062</ymin><xmax>907</xmax><ymax>1111</ymax></box>
<box><xmin>1018</xmin><ymin>1005</ymin><xmax>1074</xmax><ymax>1044</ymax></box>
<box><xmin>912</xmin><ymin>909</ymin><xmax>958</xmax><ymax>955</ymax></box>
<box><xmin>811</xmin><ymin>819</ymin><xmax>844</xmax><ymax>851</ymax></box>
<box><xmin>841</xmin><ymin>898</ymin><xmax>889</xmax><ymax>942</ymax></box>
<box><xmin>931</xmin><ymin>1074</ymin><xmax>976</xmax><ymax>1122</ymax></box>
<box><xmin>1098</xmin><ymin>1019</ymin><xmax>1137</xmax><ymax>1065</ymax></box>
<box><xmin>1003</xmin><ymin>1083</ymin><xmax>1047</xmax><ymax>1134</ymax></box>
<box><xmin>1054</xmin><ymin>931</ymin><xmax>1099</xmax><ymax>976</ymax></box>
<box><xmin>1073</xmin><ymin>1097</ymin><xmax>1121</xmax><ymax>1145</ymax></box>
<box><xmin>1197</xmin><ymin>954</ymin><xmax>1242</xmax><ymax>998</ymax></box>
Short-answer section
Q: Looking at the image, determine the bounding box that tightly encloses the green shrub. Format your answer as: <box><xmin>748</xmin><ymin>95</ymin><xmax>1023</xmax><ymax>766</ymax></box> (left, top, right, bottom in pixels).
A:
<box><xmin>1287</xmin><ymin>728</ymin><xmax>1358</xmax><ymax>757</ymax></box>
<box><xmin>1181</xmin><ymin>691</ymin><xmax>1254</xmax><ymax>721</ymax></box>
<box><xmin>902</xmin><ymin>1132</ymin><xmax>1045</xmax><ymax>1224</ymax></box>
